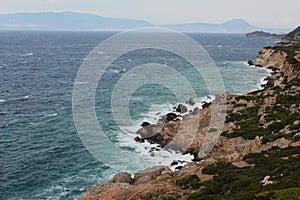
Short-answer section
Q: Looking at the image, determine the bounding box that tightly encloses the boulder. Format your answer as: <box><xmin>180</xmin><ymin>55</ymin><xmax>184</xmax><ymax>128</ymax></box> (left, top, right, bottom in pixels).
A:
<box><xmin>171</xmin><ymin>161</ymin><xmax>178</xmax><ymax>166</ymax></box>
<box><xmin>248</xmin><ymin>60</ymin><xmax>254</xmax><ymax>65</ymax></box>
<box><xmin>188</xmin><ymin>97</ymin><xmax>196</xmax><ymax>105</ymax></box>
<box><xmin>133</xmin><ymin>166</ymin><xmax>167</xmax><ymax>185</ymax></box>
<box><xmin>166</xmin><ymin>113</ymin><xmax>178</xmax><ymax>121</ymax></box>
<box><xmin>137</xmin><ymin>124</ymin><xmax>157</xmax><ymax>139</ymax></box>
<box><xmin>137</xmin><ymin>127</ymin><xmax>149</xmax><ymax>138</ymax></box>
<box><xmin>109</xmin><ymin>172</ymin><xmax>133</xmax><ymax>184</ymax></box>
<box><xmin>141</xmin><ymin>122</ymin><xmax>151</xmax><ymax>127</ymax></box>
<box><xmin>191</xmin><ymin>107</ymin><xmax>199</xmax><ymax>115</ymax></box>
<box><xmin>176</xmin><ymin>103</ymin><xmax>188</xmax><ymax>113</ymax></box>
<box><xmin>134</xmin><ymin>136</ymin><xmax>145</xmax><ymax>143</ymax></box>
<box><xmin>202</xmin><ymin>101</ymin><xmax>211</xmax><ymax>109</ymax></box>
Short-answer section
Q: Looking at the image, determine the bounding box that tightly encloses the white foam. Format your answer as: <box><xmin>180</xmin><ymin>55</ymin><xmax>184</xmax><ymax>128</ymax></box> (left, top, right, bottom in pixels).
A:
<box><xmin>114</xmin><ymin>95</ymin><xmax>215</xmax><ymax>170</ymax></box>
<box><xmin>0</xmin><ymin>99</ymin><xmax>6</xmax><ymax>103</ymax></box>
<box><xmin>240</xmin><ymin>61</ymin><xmax>249</xmax><ymax>66</ymax></box>
<box><xmin>20</xmin><ymin>53</ymin><xmax>34</xmax><ymax>57</ymax></box>
<box><xmin>115</xmin><ymin>128</ymin><xmax>194</xmax><ymax>170</ymax></box>
<box><xmin>248</xmin><ymin>63</ymin><xmax>272</xmax><ymax>90</ymax></box>
<box><xmin>75</xmin><ymin>81</ymin><xmax>88</xmax><ymax>85</ymax></box>
<box><xmin>137</xmin><ymin>95</ymin><xmax>214</xmax><ymax>126</ymax></box>
<box><xmin>120</xmin><ymin>68</ymin><xmax>127</xmax><ymax>73</ymax></box>
<box><xmin>47</xmin><ymin>113</ymin><xmax>58</xmax><ymax>117</ymax></box>
<box><xmin>109</xmin><ymin>69</ymin><xmax>119</xmax><ymax>74</ymax></box>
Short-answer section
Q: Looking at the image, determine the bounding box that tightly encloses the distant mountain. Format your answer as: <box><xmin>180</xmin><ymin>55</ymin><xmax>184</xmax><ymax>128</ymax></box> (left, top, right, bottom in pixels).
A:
<box><xmin>163</xmin><ymin>19</ymin><xmax>290</xmax><ymax>33</ymax></box>
<box><xmin>0</xmin><ymin>12</ymin><xmax>153</xmax><ymax>31</ymax></box>
<box><xmin>0</xmin><ymin>12</ymin><xmax>292</xmax><ymax>33</ymax></box>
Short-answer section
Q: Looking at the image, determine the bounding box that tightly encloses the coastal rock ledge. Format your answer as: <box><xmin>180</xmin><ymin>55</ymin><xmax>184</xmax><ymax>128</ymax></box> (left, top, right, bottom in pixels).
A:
<box><xmin>81</xmin><ymin>26</ymin><xmax>300</xmax><ymax>200</ymax></box>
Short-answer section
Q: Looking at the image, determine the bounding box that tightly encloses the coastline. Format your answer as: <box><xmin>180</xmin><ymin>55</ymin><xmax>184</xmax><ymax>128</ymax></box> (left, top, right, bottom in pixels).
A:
<box><xmin>131</xmin><ymin>62</ymin><xmax>272</xmax><ymax>165</ymax></box>
<box><xmin>80</xmin><ymin>29</ymin><xmax>300</xmax><ymax>199</ymax></box>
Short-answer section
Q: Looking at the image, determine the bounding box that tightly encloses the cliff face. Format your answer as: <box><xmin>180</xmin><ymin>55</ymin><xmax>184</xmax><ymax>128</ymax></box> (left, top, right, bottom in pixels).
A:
<box><xmin>81</xmin><ymin>30</ymin><xmax>300</xmax><ymax>200</ymax></box>
<box><xmin>250</xmin><ymin>47</ymin><xmax>300</xmax><ymax>85</ymax></box>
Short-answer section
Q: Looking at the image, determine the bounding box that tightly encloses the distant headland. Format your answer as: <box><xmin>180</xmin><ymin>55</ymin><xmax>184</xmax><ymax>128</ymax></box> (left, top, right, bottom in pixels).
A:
<box><xmin>246</xmin><ymin>31</ymin><xmax>286</xmax><ymax>39</ymax></box>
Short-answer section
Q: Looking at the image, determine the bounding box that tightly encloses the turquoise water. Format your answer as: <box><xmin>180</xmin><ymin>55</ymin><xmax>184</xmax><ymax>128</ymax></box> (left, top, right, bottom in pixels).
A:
<box><xmin>0</xmin><ymin>31</ymin><xmax>277</xmax><ymax>199</ymax></box>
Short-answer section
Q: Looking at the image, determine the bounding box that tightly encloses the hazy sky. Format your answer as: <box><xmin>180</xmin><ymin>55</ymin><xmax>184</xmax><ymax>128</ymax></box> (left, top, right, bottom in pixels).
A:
<box><xmin>0</xmin><ymin>0</ymin><xmax>299</xmax><ymax>28</ymax></box>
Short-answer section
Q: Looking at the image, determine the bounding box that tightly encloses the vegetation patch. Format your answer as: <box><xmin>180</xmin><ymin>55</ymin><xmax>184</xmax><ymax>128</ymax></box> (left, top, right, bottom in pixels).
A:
<box><xmin>270</xmin><ymin>46</ymin><xmax>300</xmax><ymax>71</ymax></box>
<box><xmin>173</xmin><ymin>175</ymin><xmax>201</xmax><ymax>190</ymax></box>
<box><xmin>187</xmin><ymin>147</ymin><xmax>300</xmax><ymax>200</ymax></box>
<box><xmin>223</xmin><ymin>77</ymin><xmax>300</xmax><ymax>143</ymax></box>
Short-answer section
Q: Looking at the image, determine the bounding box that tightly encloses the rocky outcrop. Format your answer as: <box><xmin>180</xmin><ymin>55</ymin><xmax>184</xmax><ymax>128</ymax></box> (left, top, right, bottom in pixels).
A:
<box><xmin>109</xmin><ymin>172</ymin><xmax>133</xmax><ymax>184</ymax></box>
<box><xmin>80</xmin><ymin>166</ymin><xmax>178</xmax><ymax>200</ymax></box>
<box><xmin>133</xmin><ymin>166</ymin><xmax>172</xmax><ymax>185</ymax></box>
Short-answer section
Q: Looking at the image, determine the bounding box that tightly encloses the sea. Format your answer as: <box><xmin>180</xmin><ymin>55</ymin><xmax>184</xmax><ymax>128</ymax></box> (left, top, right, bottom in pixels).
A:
<box><xmin>0</xmin><ymin>31</ymin><xmax>278</xmax><ymax>199</ymax></box>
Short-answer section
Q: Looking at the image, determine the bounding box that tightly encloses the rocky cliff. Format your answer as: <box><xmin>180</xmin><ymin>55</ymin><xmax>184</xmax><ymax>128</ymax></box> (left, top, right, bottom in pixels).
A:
<box><xmin>276</xmin><ymin>25</ymin><xmax>300</xmax><ymax>46</ymax></box>
<box><xmin>81</xmin><ymin>28</ymin><xmax>300</xmax><ymax>200</ymax></box>
<box><xmin>248</xmin><ymin>46</ymin><xmax>300</xmax><ymax>86</ymax></box>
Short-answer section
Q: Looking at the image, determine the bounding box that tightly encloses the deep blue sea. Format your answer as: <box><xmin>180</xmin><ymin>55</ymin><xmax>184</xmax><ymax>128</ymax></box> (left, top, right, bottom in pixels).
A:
<box><xmin>0</xmin><ymin>31</ymin><xmax>277</xmax><ymax>199</ymax></box>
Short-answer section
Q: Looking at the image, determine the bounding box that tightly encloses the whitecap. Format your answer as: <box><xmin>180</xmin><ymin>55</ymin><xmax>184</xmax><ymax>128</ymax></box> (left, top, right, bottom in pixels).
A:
<box><xmin>109</xmin><ymin>69</ymin><xmax>119</xmax><ymax>74</ymax></box>
<box><xmin>120</xmin><ymin>68</ymin><xmax>127</xmax><ymax>73</ymax></box>
<box><xmin>75</xmin><ymin>81</ymin><xmax>88</xmax><ymax>85</ymax></box>
<box><xmin>22</xmin><ymin>96</ymin><xmax>29</xmax><ymax>100</ymax></box>
<box><xmin>0</xmin><ymin>99</ymin><xmax>6</xmax><ymax>103</ymax></box>
<box><xmin>20</xmin><ymin>53</ymin><xmax>34</xmax><ymax>57</ymax></box>
<box><xmin>0</xmin><ymin>64</ymin><xmax>6</xmax><ymax>69</ymax></box>
<box><xmin>47</xmin><ymin>113</ymin><xmax>58</xmax><ymax>117</ymax></box>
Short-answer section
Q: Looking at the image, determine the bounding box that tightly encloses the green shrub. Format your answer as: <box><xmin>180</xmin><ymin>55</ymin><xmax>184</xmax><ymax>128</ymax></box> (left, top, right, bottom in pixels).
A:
<box><xmin>174</xmin><ymin>175</ymin><xmax>201</xmax><ymax>190</ymax></box>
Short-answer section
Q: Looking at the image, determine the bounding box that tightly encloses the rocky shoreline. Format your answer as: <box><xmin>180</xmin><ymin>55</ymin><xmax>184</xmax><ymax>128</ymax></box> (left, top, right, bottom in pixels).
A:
<box><xmin>81</xmin><ymin>27</ymin><xmax>300</xmax><ymax>200</ymax></box>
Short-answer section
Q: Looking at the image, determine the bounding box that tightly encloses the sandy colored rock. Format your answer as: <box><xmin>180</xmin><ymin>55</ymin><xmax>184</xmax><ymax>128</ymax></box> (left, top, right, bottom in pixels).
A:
<box><xmin>109</xmin><ymin>172</ymin><xmax>133</xmax><ymax>184</ymax></box>
<box><xmin>133</xmin><ymin>165</ymin><xmax>166</xmax><ymax>185</ymax></box>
